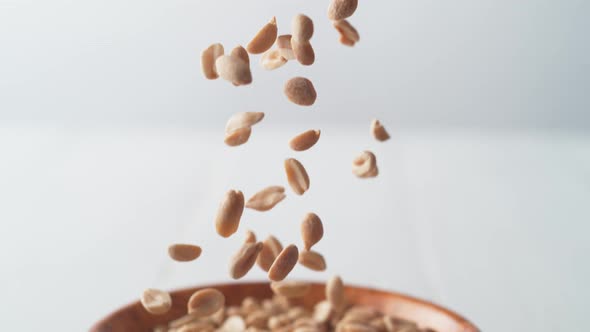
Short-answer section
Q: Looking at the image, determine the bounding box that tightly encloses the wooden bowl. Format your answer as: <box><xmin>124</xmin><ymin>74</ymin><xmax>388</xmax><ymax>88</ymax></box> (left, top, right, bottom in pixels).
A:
<box><xmin>90</xmin><ymin>282</ymin><xmax>479</xmax><ymax>332</ymax></box>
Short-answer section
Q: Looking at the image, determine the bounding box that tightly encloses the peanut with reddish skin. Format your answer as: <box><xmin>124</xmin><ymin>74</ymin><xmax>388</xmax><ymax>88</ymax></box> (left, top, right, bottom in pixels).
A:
<box><xmin>291</xmin><ymin>40</ymin><xmax>315</xmax><ymax>66</ymax></box>
<box><xmin>292</xmin><ymin>14</ymin><xmax>314</xmax><ymax>42</ymax></box>
<box><xmin>328</xmin><ymin>0</ymin><xmax>359</xmax><ymax>21</ymax></box>
<box><xmin>284</xmin><ymin>77</ymin><xmax>317</xmax><ymax>106</ymax></box>
<box><xmin>371</xmin><ymin>119</ymin><xmax>390</xmax><ymax>142</ymax></box>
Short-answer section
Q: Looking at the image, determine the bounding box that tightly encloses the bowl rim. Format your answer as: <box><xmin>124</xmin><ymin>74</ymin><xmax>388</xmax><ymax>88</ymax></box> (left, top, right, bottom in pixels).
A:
<box><xmin>90</xmin><ymin>281</ymin><xmax>480</xmax><ymax>332</ymax></box>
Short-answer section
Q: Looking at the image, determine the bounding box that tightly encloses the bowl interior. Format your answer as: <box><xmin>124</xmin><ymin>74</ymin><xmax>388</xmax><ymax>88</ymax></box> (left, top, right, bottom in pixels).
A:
<box><xmin>91</xmin><ymin>282</ymin><xmax>479</xmax><ymax>332</ymax></box>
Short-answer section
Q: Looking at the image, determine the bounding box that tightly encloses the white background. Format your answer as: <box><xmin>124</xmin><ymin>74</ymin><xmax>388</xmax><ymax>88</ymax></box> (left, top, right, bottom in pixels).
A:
<box><xmin>1</xmin><ymin>0</ymin><xmax>589</xmax><ymax>331</ymax></box>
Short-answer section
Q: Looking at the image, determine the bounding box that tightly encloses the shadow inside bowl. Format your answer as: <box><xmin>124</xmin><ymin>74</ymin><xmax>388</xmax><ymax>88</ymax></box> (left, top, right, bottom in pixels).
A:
<box><xmin>90</xmin><ymin>282</ymin><xmax>479</xmax><ymax>332</ymax></box>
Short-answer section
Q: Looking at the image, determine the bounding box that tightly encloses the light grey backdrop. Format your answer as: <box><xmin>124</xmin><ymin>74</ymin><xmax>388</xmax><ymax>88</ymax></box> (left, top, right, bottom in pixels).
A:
<box><xmin>1</xmin><ymin>0</ymin><xmax>588</xmax><ymax>129</ymax></box>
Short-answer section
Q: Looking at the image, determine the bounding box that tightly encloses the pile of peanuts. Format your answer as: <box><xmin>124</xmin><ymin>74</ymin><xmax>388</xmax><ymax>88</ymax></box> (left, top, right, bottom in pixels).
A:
<box><xmin>146</xmin><ymin>276</ymin><xmax>434</xmax><ymax>332</ymax></box>
<box><xmin>137</xmin><ymin>0</ymin><xmax>426</xmax><ymax>331</ymax></box>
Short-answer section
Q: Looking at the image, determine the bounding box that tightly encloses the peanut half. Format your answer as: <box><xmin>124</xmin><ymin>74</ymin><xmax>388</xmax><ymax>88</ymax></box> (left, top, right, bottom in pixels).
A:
<box><xmin>216</xmin><ymin>55</ymin><xmax>252</xmax><ymax>86</ymax></box>
<box><xmin>247</xmin><ymin>17</ymin><xmax>278</xmax><ymax>54</ymax></box>
<box><xmin>188</xmin><ymin>288</ymin><xmax>225</xmax><ymax>316</ymax></box>
<box><xmin>261</xmin><ymin>49</ymin><xmax>288</xmax><ymax>70</ymax></box>
<box><xmin>268</xmin><ymin>244</ymin><xmax>299</xmax><ymax>281</ymax></box>
<box><xmin>284</xmin><ymin>158</ymin><xmax>310</xmax><ymax>195</ymax></box>
<box><xmin>289</xmin><ymin>129</ymin><xmax>320</xmax><ymax>152</ymax></box>
<box><xmin>257</xmin><ymin>235</ymin><xmax>283</xmax><ymax>271</ymax></box>
<box><xmin>300</xmin><ymin>212</ymin><xmax>324</xmax><ymax>250</ymax></box>
<box><xmin>201</xmin><ymin>43</ymin><xmax>224</xmax><ymax>80</ymax></box>
<box><xmin>328</xmin><ymin>0</ymin><xmax>359</xmax><ymax>21</ymax></box>
<box><xmin>277</xmin><ymin>34</ymin><xmax>295</xmax><ymax>60</ymax></box>
<box><xmin>271</xmin><ymin>281</ymin><xmax>311</xmax><ymax>298</ymax></box>
<box><xmin>229</xmin><ymin>241</ymin><xmax>264</xmax><ymax>279</ymax></box>
<box><xmin>215</xmin><ymin>189</ymin><xmax>245</xmax><ymax>238</ymax></box>
<box><xmin>168</xmin><ymin>244</ymin><xmax>202</xmax><ymax>262</ymax></box>
<box><xmin>224</xmin><ymin>127</ymin><xmax>252</xmax><ymax>147</ymax></box>
<box><xmin>141</xmin><ymin>288</ymin><xmax>172</xmax><ymax>315</ymax></box>
<box><xmin>371</xmin><ymin>119</ymin><xmax>390</xmax><ymax>141</ymax></box>
<box><xmin>298</xmin><ymin>250</ymin><xmax>327</xmax><ymax>271</ymax></box>
<box><xmin>246</xmin><ymin>186</ymin><xmax>286</xmax><ymax>212</ymax></box>
<box><xmin>333</xmin><ymin>20</ymin><xmax>360</xmax><ymax>47</ymax></box>
<box><xmin>225</xmin><ymin>112</ymin><xmax>265</xmax><ymax>133</ymax></box>
<box><xmin>352</xmin><ymin>151</ymin><xmax>378</xmax><ymax>178</ymax></box>
<box><xmin>284</xmin><ymin>77</ymin><xmax>317</xmax><ymax>106</ymax></box>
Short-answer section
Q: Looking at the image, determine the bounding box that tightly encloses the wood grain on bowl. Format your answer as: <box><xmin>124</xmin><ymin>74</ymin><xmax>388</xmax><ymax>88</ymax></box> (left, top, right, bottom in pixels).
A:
<box><xmin>90</xmin><ymin>282</ymin><xmax>479</xmax><ymax>332</ymax></box>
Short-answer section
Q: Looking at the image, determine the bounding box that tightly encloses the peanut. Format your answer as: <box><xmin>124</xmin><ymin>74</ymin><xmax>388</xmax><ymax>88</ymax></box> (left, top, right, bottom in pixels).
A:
<box><xmin>215</xmin><ymin>189</ymin><xmax>245</xmax><ymax>238</ymax></box>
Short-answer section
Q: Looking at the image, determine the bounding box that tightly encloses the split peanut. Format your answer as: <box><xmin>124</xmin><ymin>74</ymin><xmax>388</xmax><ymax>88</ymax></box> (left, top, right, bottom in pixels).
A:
<box><xmin>224</xmin><ymin>127</ymin><xmax>252</xmax><ymax>147</ymax></box>
<box><xmin>333</xmin><ymin>20</ymin><xmax>360</xmax><ymax>47</ymax></box>
<box><xmin>187</xmin><ymin>288</ymin><xmax>225</xmax><ymax>316</ymax></box>
<box><xmin>298</xmin><ymin>250</ymin><xmax>327</xmax><ymax>271</ymax></box>
<box><xmin>246</xmin><ymin>186</ymin><xmax>286</xmax><ymax>211</ymax></box>
<box><xmin>285</xmin><ymin>158</ymin><xmax>310</xmax><ymax>195</ymax></box>
<box><xmin>277</xmin><ymin>35</ymin><xmax>295</xmax><ymax>60</ymax></box>
<box><xmin>141</xmin><ymin>288</ymin><xmax>172</xmax><ymax>315</ymax></box>
<box><xmin>371</xmin><ymin>119</ymin><xmax>390</xmax><ymax>141</ymax></box>
<box><xmin>215</xmin><ymin>189</ymin><xmax>245</xmax><ymax>238</ymax></box>
<box><xmin>352</xmin><ymin>151</ymin><xmax>378</xmax><ymax>178</ymax></box>
<box><xmin>261</xmin><ymin>50</ymin><xmax>288</xmax><ymax>70</ymax></box>
<box><xmin>289</xmin><ymin>129</ymin><xmax>321</xmax><ymax>151</ymax></box>
<box><xmin>229</xmin><ymin>241</ymin><xmax>264</xmax><ymax>279</ymax></box>
<box><xmin>225</xmin><ymin>112</ymin><xmax>265</xmax><ymax>133</ymax></box>
<box><xmin>201</xmin><ymin>43</ymin><xmax>224</xmax><ymax>80</ymax></box>
<box><xmin>257</xmin><ymin>235</ymin><xmax>283</xmax><ymax>272</ymax></box>
<box><xmin>268</xmin><ymin>244</ymin><xmax>299</xmax><ymax>281</ymax></box>
<box><xmin>300</xmin><ymin>212</ymin><xmax>324</xmax><ymax>250</ymax></box>
<box><xmin>270</xmin><ymin>281</ymin><xmax>311</xmax><ymax>298</ymax></box>
<box><xmin>247</xmin><ymin>17</ymin><xmax>278</xmax><ymax>54</ymax></box>
<box><xmin>168</xmin><ymin>244</ymin><xmax>202</xmax><ymax>262</ymax></box>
